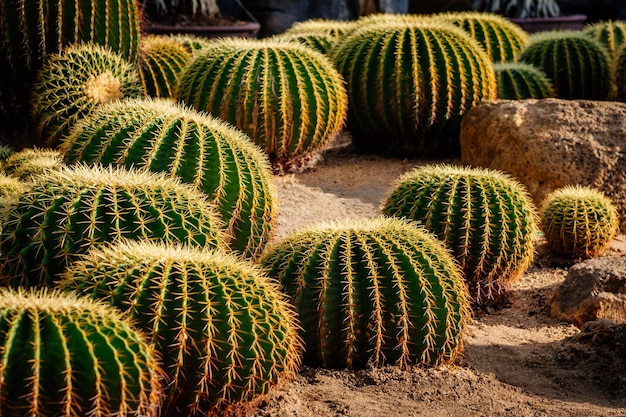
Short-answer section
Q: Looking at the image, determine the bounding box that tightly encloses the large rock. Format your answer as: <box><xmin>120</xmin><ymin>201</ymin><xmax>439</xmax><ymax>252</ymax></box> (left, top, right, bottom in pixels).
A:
<box><xmin>460</xmin><ymin>99</ymin><xmax>626</xmax><ymax>232</ymax></box>
<box><xmin>550</xmin><ymin>256</ymin><xmax>626</xmax><ymax>327</ymax></box>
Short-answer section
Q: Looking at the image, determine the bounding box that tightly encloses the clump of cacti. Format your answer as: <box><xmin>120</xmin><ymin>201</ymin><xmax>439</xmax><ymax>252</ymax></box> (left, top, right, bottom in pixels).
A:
<box><xmin>1</xmin><ymin>148</ymin><xmax>64</xmax><ymax>181</ymax></box>
<box><xmin>0</xmin><ymin>164</ymin><xmax>225</xmax><ymax>287</ymax></box>
<box><xmin>175</xmin><ymin>38</ymin><xmax>348</xmax><ymax>170</ymax></box>
<box><xmin>436</xmin><ymin>12</ymin><xmax>529</xmax><ymax>62</ymax></box>
<box><xmin>139</xmin><ymin>36</ymin><xmax>193</xmax><ymax>98</ymax></box>
<box><xmin>330</xmin><ymin>19</ymin><xmax>497</xmax><ymax>157</ymax></box>
<box><xmin>31</xmin><ymin>43</ymin><xmax>143</xmax><ymax>146</ymax></box>
<box><xmin>518</xmin><ymin>31</ymin><xmax>611</xmax><ymax>100</ymax></box>
<box><xmin>381</xmin><ymin>164</ymin><xmax>537</xmax><ymax>307</ymax></box>
<box><xmin>0</xmin><ymin>287</ymin><xmax>162</xmax><ymax>417</ymax></box>
<box><xmin>61</xmin><ymin>240</ymin><xmax>301</xmax><ymax>415</ymax></box>
<box><xmin>260</xmin><ymin>217</ymin><xmax>471</xmax><ymax>369</ymax></box>
<box><xmin>61</xmin><ymin>97</ymin><xmax>275</xmax><ymax>259</ymax></box>
<box><xmin>540</xmin><ymin>185</ymin><xmax>619</xmax><ymax>259</ymax></box>
<box><xmin>493</xmin><ymin>62</ymin><xmax>555</xmax><ymax>99</ymax></box>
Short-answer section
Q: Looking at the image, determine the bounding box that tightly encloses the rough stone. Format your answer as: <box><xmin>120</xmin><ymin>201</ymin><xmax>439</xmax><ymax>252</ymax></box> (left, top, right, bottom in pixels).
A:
<box><xmin>550</xmin><ymin>256</ymin><xmax>626</xmax><ymax>327</ymax></box>
<box><xmin>459</xmin><ymin>98</ymin><xmax>626</xmax><ymax>232</ymax></box>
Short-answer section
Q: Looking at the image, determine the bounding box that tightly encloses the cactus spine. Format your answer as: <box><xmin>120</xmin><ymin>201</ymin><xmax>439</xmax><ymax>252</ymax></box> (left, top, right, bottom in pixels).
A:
<box><xmin>61</xmin><ymin>240</ymin><xmax>301</xmax><ymax>415</ymax></box>
<box><xmin>139</xmin><ymin>36</ymin><xmax>193</xmax><ymax>98</ymax></box>
<box><xmin>0</xmin><ymin>288</ymin><xmax>162</xmax><ymax>417</ymax></box>
<box><xmin>540</xmin><ymin>185</ymin><xmax>619</xmax><ymax>259</ymax></box>
<box><xmin>0</xmin><ymin>165</ymin><xmax>225</xmax><ymax>287</ymax></box>
<box><xmin>31</xmin><ymin>43</ymin><xmax>143</xmax><ymax>147</ymax></box>
<box><xmin>381</xmin><ymin>164</ymin><xmax>537</xmax><ymax>307</ymax></box>
<box><xmin>493</xmin><ymin>62</ymin><xmax>555</xmax><ymax>99</ymax></box>
<box><xmin>260</xmin><ymin>217</ymin><xmax>471</xmax><ymax>369</ymax></box>
<box><xmin>436</xmin><ymin>12</ymin><xmax>529</xmax><ymax>62</ymax></box>
<box><xmin>330</xmin><ymin>19</ymin><xmax>497</xmax><ymax>157</ymax></box>
<box><xmin>61</xmin><ymin>98</ymin><xmax>275</xmax><ymax>259</ymax></box>
<box><xmin>176</xmin><ymin>38</ymin><xmax>348</xmax><ymax>169</ymax></box>
<box><xmin>518</xmin><ymin>31</ymin><xmax>611</xmax><ymax>100</ymax></box>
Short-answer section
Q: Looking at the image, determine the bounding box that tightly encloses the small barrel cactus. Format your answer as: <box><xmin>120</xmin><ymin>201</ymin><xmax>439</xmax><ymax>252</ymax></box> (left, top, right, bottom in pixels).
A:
<box><xmin>31</xmin><ymin>43</ymin><xmax>143</xmax><ymax>146</ymax></box>
<box><xmin>61</xmin><ymin>97</ymin><xmax>275</xmax><ymax>259</ymax></box>
<box><xmin>280</xmin><ymin>19</ymin><xmax>360</xmax><ymax>54</ymax></box>
<box><xmin>0</xmin><ymin>287</ymin><xmax>162</xmax><ymax>417</ymax></box>
<box><xmin>518</xmin><ymin>31</ymin><xmax>611</xmax><ymax>100</ymax></box>
<box><xmin>176</xmin><ymin>38</ymin><xmax>348</xmax><ymax>170</ymax></box>
<box><xmin>61</xmin><ymin>240</ymin><xmax>301</xmax><ymax>415</ymax></box>
<box><xmin>260</xmin><ymin>217</ymin><xmax>471</xmax><ymax>369</ymax></box>
<box><xmin>584</xmin><ymin>20</ymin><xmax>626</xmax><ymax>65</ymax></box>
<box><xmin>436</xmin><ymin>12</ymin><xmax>529</xmax><ymax>62</ymax></box>
<box><xmin>0</xmin><ymin>164</ymin><xmax>225</xmax><ymax>287</ymax></box>
<box><xmin>330</xmin><ymin>18</ymin><xmax>497</xmax><ymax>157</ymax></box>
<box><xmin>494</xmin><ymin>62</ymin><xmax>555</xmax><ymax>99</ymax></box>
<box><xmin>276</xmin><ymin>31</ymin><xmax>338</xmax><ymax>55</ymax></box>
<box><xmin>540</xmin><ymin>185</ymin><xmax>619</xmax><ymax>259</ymax></box>
<box><xmin>1</xmin><ymin>148</ymin><xmax>64</xmax><ymax>181</ymax></box>
<box><xmin>381</xmin><ymin>164</ymin><xmax>537</xmax><ymax>307</ymax></box>
<box><xmin>139</xmin><ymin>36</ymin><xmax>193</xmax><ymax>98</ymax></box>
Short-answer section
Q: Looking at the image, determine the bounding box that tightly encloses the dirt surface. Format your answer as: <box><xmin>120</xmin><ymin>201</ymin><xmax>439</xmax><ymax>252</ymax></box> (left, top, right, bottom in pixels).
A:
<box><xmin>253</xmin><ymin>134</ymin><xmax>626</xmax><ymax>417</ymax></box>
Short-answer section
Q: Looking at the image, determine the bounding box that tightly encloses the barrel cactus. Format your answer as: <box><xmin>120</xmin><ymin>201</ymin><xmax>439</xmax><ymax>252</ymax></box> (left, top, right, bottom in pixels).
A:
<box><xmin>280</xmin><ymin>19</ymin><xmax>360</xmax><ymax>54</ymax></box>
<box><xmin>330</xmin><ymin>19</ymin><xmax>497</xmax><ymax>157</ymax></box>
<box><xmin>494</xmin><ymin>62</ymin><xmax>555</xmax><ymax>99</ymax></box>
<box><xmin>0</xmin><ymin>173</ymin><xmax>28</xmax><ymax>197</ymax></box>
<box><xmin>0</xmin><ymin>287</ymin><xmax>162</xmax><ymax>417</ymax></box>
<box><xmin>381</xmin><ymin>164</ymin><xmax>537</xmax><ymax>307</ymax></box>
<box><xmin>61</xmin><ymin>240</ymin><xmax>301</xmax><ymax>415</ymax></box>
<box><xmin>176</xmin><ymin>38</ymin><xmax>348</xmax><ymax>170</ymax></box>
<box><xmin>0</xmin><ymin>164</ymin><xmax>225</xmax><ymax>287</ymax></box>
<box><xmin>436</xmin><ymin>12</ymin><xmax>529</xmax><ymax>62</ymax></box>
<box><xmin>276</xmin><ymin>31</ymin><xmax>338</xmax><ymax>55</ymax></box>
<box><xmin>61</xmin><ymin>97</ymin><xmax>275</xmax><ymax>259</ymax></box>
<box><xmin>584</xmin><ymin>20</ymin><xmax>626</xmax><ymax>65</ymax></box>
<box><xmin>139</xmin><ymin>36</ymin><xmax>193</xmax><ymax>98</ymax></box>
<box><xmin>260</xmin><ymin>217</ymin><xmax>471</xmax><ymax>369</ymax></box>
<box><xmin>540</xmin><ymin>185</ymin><xmax>619</xmax><ymax>259</ymax></box>
<box><xmin>31</xmin><ymin>43</ymin><xmax>143</xmax><ymax>147</ymax></box>
<box><xmin>1</xmin><ymin>148</ymin><xmax>64</xmax><ymax>180</ymax></box>
<box><xmin>518</xmin><ymin>31</ymin><xmax>611</xmax><ymax>100</ymax></box>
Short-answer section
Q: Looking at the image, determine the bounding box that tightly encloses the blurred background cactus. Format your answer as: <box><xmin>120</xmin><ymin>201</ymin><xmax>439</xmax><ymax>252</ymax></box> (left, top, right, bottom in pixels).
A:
<box><xmin>584</xmin><ymin>20</ymin><xmax>626</xmax><ymax>99</ymax></box>
<box><xmin>176</xmin><ymin>38</ymin><xmax>348</xmax><ymax>171</ymax></box>
<box><xmin>381</xmin><ymin>164</ymin><xmax>537</xmax><ymax>308</ymax></box>
<box><xmin>0</xmin><ymin>288</ymin><xmax>162</xmax><ymax>417</ymax></box>
<box><xmin>493</xmin><ymin>62</ymin><xmax>555</xmax><ymax>99</ymax></box>
<box><xmin>61</xmin><ymin>240</ymin><xmax>301</xmax><ymax>416</ymax></box>
<box><xmin>540</xmin><ymin>185</ymin><xmax>619</xmax><ymax>259</ymax></box>
<box><xmin>139</xmin><ymin>35</ymin><xmax>193</xmax><ymax>98</ymax></box>
<box><xmin>61</xmin><ymin>98</ymin><xmax>276</xmax><ymax>259</ymax></box>
<box><xmin>261</xmin><ymin>217</ymin><xmax>471</xmax><ymax>369</ymax></box>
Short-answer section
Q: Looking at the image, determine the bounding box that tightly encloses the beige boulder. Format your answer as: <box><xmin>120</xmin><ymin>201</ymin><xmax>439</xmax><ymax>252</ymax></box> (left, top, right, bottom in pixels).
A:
<box><xmin>459</xmin><ymin>98</ymin><xmax>626</xmax><ymax>231</ymax></box>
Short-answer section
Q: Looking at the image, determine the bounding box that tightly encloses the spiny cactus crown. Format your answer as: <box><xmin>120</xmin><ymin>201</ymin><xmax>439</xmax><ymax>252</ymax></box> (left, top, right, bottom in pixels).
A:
<box><xmin>493</xmin><ymin>62</ymin><xmax>555</xmax><ymax>99</ymax></box>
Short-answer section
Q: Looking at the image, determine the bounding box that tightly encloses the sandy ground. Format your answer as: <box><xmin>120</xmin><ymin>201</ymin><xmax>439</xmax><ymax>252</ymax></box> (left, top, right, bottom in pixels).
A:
<box><xmin>251</xmin><ymin>134</ymin><xmax>626</xmax><ymax>417</ymax></box>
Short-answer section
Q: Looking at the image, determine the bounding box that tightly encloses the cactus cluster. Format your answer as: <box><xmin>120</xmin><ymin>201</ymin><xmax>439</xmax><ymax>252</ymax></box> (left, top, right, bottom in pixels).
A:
<box><xmin>0</xmin><ymin>288</ymin><xmax>162</xmax><ymax>417</ymax></box>
<box><xmin>436</xmin><ymin>12</ymin><xmax>529</xmax><ymax>62</ymax></box>
<box><xmin>31</xmin><ymin>43</ymin><xmax>143</xmax><ymax>147</ymax></box>
<box><xmin>261</xmin><ymin>217</ymin><xmax>471</xmax><ymax>369</ymax></box>
<box><xmin>61</xmin><ymin>98</ymin><xmax>275</xmax><ymax>258</ymax></box>
<box><xmin>176</xmin><ymin>38</ymin><xmax>348</xmax><ymax>169</ymax></box>
<box><xmin>540</xmin><ymin>185</ymin><xmax>619</xmax><ymax>259</ymax></box>
<box><xmin>0</xmin><ymin>164</ymin><xmax>225</xmax><ymax>287</ymax></box>
<box><xmin>518</xmin><ymin>31</ymin><xmax>611</xmax><ymax>100</ymax></box>
<box><xmin>330</xmin><ymin>19</ymin><xmax>496</xmax><ymax>157</ymax></box>
<box><xmin>61</xmin><ymin>240</ymin><xmax>301</xmax><ymax>415</ymax></box>
<box><xmin>493</xmin><ymin>62</ymin><xmax>555</xmax><ymax>99</ymax></box>
<box><xmin>382</xmin><ymin>164</ymin><xmax>537</xmax><ymax>307</ymax></box>
<box><xmin>1</xmin><ymin>148</ymin><xmax>64</xmax><ymax>181</ymax></box>
<box><xmin>139</xmin><ymin>36</ymin><xmax>193</xmax><ymax>98</ymax></box>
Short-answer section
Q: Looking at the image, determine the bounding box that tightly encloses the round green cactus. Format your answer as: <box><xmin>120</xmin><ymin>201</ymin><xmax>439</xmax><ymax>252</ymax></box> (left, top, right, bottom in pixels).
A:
<box><xmin>381</xmin><ymin>164</ymin><xmax>537</xmax><ymax>307</ymax></box>
<box><xmin>518</xmin><ymin>31</ymin><xmax>611</xmax><ymax>100</ymax></box>
<box><xmin>31</xmin><ymin>43</ymin><xmax>143</xmax><ymax>147</ymax></box>
<box><xmin>0</xmin><ymin>287</ymin><xmax>162</xmax><ymax>417</ymax></box>
<box><xmin>0</xmin><ymin>164</ymin><xmax>225</xmax><ymax>287</ymax></box>
<box><xmin>493</xmin><ymin>62</ymin><xmax>555</xmax><ymax>99</ymax></box>
<box><xmin>584</xmin><ymin>20</ymin><xmax>626</xmax><ymax>65</ymax></box>
<box><xmin>540</xmin><ymin>185</ymin><xmax>619</xmax><ymax>259</ymax></box>
<box><xmin>330</xmin><ymin>19</ymin><xmax>497</xmax><ymax>157</ymax></box>
<box><xmin>280</xmin><ymin>19</ymin><xmax>360</xmax><ymax>54</ymax></box>
<box><xmin>175</xmin><ymin>38</ymin><xmax>348</xmax><ymax>169</ymax></box>
<box><xmin>1</xmin><ymin>148</ymin><xmax>64</xmax><ymax>181</ymax></box>
<box><xmin>139</xmin><ymin>36</ymin><xmax>193</xmax><ymax>98</ymax></box>
<box><xmin>61</xmin><ymin>240</ymin><xmax>301</xmax><ymax>415</ymax></box>
<box><xmin>61</xmin><ymin>97</ymin><xmax>275</xmax><ymax>259</ymax></box>
<box><xmin>275</xmin><ymin>31</ymin><xmax>338</xmax><ymax>55</ymax></box>
<box><xmin>260</xmin><ymin>217</ymin><xmax>471</xmax><ymax>369</ymax></box>
<box><xmin>436</xmin><ymin>12</ymin><xmax>529</xmax><ymax>62</ymax></box>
